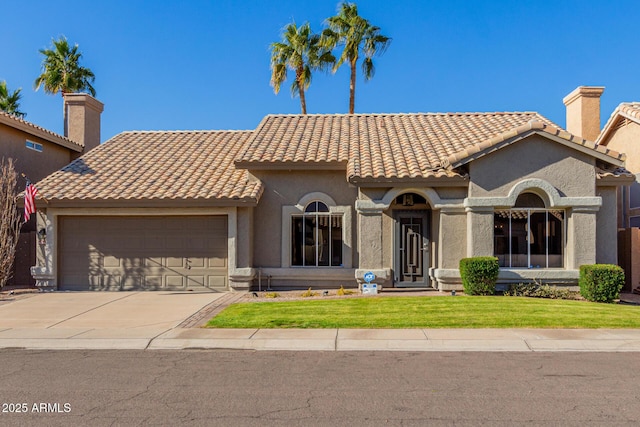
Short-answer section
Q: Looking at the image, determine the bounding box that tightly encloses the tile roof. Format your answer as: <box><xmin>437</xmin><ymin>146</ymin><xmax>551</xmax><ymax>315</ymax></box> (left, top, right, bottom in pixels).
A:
<box><xmin>0</xmin><ymin>110</ymin><xmax>82</xmax><ymax>151</ymax></box>
<box><xmin>597</xmin><ymin>102</ymin><xmax>640</xmax><ymax>145</ymax></box>
<box><xmin>35</xmin><ymin>130</ymin><xmax>263</xmax><ymax>204</ymax></box>
<box><xmin>238</xmin><ymin>112</ymin><xmax>562</xmax><ymax>180</ymax></box>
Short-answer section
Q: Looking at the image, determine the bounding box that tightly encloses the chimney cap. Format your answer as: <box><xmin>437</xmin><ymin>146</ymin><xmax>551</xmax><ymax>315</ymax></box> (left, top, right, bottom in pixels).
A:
<box><xmin>563</xmin><ymin>86</ymin><xmax>605</xmax><ymax>106</ymax></box>
<box><xmin>63</xmin><ymin>93</ymin><xmax>104</xmax><ymax>113</ymax></box>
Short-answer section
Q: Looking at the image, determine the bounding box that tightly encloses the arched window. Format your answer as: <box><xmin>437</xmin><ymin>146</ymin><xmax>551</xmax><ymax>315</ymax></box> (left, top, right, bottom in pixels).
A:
<box><xmin>291</xmin><ymin>201</ymin><xmax>343</xmax><ymax>267</ymax></box>
<box><xmin>494</xmin><ymin>192</ymin><xmax>564</xmax><ymax>268</ymax></box>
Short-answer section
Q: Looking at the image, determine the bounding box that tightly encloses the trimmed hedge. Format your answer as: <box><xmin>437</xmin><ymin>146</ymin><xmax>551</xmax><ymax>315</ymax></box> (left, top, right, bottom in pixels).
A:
<box><xmin>459</xmin><ymin>257</ymin><xmax>499</xmax><ymax>295</ymax></box>
<box><xmin>579</xmin><ymin>264</ymin><xmax>624</xmax><ymax>303</ymax></box>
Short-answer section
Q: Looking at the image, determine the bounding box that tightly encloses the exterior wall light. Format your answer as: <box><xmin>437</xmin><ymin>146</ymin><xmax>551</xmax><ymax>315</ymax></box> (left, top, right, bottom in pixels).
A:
<box><xmin>37</xmin><ymin>228</ymin><xmax>46</xmax><ymax>245</ymax></box>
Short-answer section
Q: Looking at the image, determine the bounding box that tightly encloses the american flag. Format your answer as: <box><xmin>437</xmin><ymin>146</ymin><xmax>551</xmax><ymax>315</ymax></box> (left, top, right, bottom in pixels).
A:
<box><xmin>24</xmin><ymin>180</ymin><xmax>37</xmax><ymax>222</ymax></box>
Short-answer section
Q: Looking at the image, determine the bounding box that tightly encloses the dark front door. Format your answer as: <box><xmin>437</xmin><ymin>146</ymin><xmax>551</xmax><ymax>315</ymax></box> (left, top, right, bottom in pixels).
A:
<box><xmin>394</xmin><ymin>211</ymin><xmax>430</xmax><ymax>287</ymax></box>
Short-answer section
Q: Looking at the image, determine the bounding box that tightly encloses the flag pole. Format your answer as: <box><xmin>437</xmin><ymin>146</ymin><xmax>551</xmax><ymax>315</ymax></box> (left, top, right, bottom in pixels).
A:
<box><xmin>20</xmin><ymin>173</ymin><xmax>49</xmax><ymax>204</ymax></box>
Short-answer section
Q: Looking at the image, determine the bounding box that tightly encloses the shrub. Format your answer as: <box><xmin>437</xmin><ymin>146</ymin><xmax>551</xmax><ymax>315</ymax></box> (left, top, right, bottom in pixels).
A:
<box><xmin>300</xmin><ymin>287</ymin><xmax>317</xmax><ymax>298</ymax></box>
<box><xmin>503</xmin><ymin>282</ymin><xmax>574</xmax><ymax>299</ymax></box>
<box><xmin>459</xmin><ymin>257</ymin><xmax>499</xmax><ymax>295</ymax></box>
<box><xmin>264</xmin><ymin>292</ymin><xmax>280</xmax><ymax>298</ymax></box>
<box><xmin>337</xmin><ymin>286</ymin><xmax>354</xmax><ymax>296</ymax></box>
<box><xmin>579</xmin><ymin>264</ymin><xmax>624</xmax><ymax>303</ymax></box>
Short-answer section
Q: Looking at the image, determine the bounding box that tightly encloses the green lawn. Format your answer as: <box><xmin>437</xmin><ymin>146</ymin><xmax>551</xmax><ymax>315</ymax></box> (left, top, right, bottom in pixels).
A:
<box><xmin>206</xmin><ymin>296</ymin><xmax>640</xmax><ymax>329</ymax></box>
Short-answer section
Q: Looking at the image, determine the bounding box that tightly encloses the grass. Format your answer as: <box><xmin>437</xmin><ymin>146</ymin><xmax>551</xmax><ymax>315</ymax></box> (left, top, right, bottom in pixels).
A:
<box><xmin>206</xmin><ymin>296</ymin><xmax>640</xmax><ymax>329</ymax></box>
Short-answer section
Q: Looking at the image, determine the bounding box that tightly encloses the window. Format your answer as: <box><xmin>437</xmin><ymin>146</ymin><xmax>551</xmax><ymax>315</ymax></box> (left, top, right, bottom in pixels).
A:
<box><xmin>25</xmin><ymin>140</ymin><xmax>43</xmax><ymax>152</ymax></box>
<box><xmin>494</xmin><ymin>193</ymin><xmax>564</xmax><ymax>268</ymax></box>
<box><xmin>291</xmin><ymin>201</ymin><xmax>343</xmax><ymax>267</ymax></box>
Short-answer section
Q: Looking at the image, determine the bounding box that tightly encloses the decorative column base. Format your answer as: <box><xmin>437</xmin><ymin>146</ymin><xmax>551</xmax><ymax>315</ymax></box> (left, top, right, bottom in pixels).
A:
<box><xmin>229</xmin><ymin>268</ymin><xmax>256</xmax><ymax>292</ymax></box>
<box><xmin>31</xmin><ymin>267</ymin><xmax>56</xmax><ymax>291</ymax></box>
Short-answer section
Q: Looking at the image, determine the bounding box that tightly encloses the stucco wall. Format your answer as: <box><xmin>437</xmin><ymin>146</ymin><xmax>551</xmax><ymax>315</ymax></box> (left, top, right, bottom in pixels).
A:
<box><xmin>0</xmin><ymin>124</ymin><xmax>74</xmax><ymax>182</ymax></box>
<box><xmin>603</xmin><ymin>122</ymin><xmax>640</xmax><ymax>173</ymax></box>
<box><xmin>468</xmin><ymin>135</ymin><xmax>596</xmax><ymax>198</ymax></box>
<box><xmin>251</xmin><ymin>170</ymin><xmax>357</xmax><ymax>268</ymax></box>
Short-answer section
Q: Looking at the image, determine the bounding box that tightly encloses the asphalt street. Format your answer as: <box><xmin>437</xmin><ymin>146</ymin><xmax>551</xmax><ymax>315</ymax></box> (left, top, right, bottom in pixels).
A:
<box><xmin>0</xmin><ymin>350</ymin><xmax>638</xmax><ymax>426</ymax></box>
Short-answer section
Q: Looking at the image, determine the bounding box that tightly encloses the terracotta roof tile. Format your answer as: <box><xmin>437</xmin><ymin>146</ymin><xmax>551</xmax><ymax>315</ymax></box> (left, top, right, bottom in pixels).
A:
<box><xmin>35</xmin><ymin>130</ymin><xmax>263</xmax><ymax>203</ymax></box>
<box><xmin>238</xmin><ymin>112</ymin><xmax>560</xmax><ymax>179</ymax></box>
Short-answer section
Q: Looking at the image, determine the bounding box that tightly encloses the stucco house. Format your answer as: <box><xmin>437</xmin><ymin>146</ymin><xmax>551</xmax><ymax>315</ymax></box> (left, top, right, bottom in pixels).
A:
<box><xmin>0</xmin><ymin>94</ymin><xmax>103</xmax><ymax>286</ymax></box>
<box><xmin>596</xmin><ymin>98</ymin><xmax>640</xmax><ymax>292</ymax></box>
<box><xmin>30</xmin><ymin>87</ymin><xmax>631</xmax><ymax>292</ymax></box>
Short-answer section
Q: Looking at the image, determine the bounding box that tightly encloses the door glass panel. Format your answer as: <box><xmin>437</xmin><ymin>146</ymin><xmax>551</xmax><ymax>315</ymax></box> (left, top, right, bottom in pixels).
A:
<box><xmin>330</xmin><ymin>216</ymin><xmax>343</xmax><ymax>266</ymax></box>
<box><xmin>303</xmin><ymin>217</ymin><xmax>316</xmax><ymax>266</ymax></box>
<box><xmin>399</xmin><ymin>216</ymin><xmax>425</xmax><ymax>283</ymax></box>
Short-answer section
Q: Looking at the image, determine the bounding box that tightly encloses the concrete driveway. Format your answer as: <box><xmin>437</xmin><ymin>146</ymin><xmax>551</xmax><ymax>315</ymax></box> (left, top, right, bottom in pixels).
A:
<box><xmin>0</xmin><ymin>292</ymin><xmax>225</xmax><ymax>348</ymax></box>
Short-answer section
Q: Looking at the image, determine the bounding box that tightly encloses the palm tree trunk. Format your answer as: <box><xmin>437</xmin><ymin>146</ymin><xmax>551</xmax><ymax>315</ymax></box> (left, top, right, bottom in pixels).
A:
<box><xmin>296</xmin><ymin>68</ymin><xmax>307</xmax><ymax>114</ymax></box>
<box><xmin>349</xmin><ymin>59</ymin><xmax>357</xmax><ymax>114</ymax></box>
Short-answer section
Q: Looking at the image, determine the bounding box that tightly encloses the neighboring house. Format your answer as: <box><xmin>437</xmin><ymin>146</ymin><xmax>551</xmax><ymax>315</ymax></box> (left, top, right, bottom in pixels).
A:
<box><xmin>596</xmin><ymin>100</ymin><xmax>640</xmax><ymax>293</ymax></box>
<box><xmin>30</xmin><ymin>87</ymin><xmax>631</xmax><ymax>292</ymax></box>
<box><xmin>0</xmin><ymin>94</ymin><xmax>103</xmax><ymax>287</ymax></box>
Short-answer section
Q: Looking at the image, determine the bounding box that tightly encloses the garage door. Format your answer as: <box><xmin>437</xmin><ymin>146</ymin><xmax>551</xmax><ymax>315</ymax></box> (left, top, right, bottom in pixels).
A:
<box><xmin>59</xmin><ymin>216</ymin><xmax>228</xmax><ymax>291</ymax></box>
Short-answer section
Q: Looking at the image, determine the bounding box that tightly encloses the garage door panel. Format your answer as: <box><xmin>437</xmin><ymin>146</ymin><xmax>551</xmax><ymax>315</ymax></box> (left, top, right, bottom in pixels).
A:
<box><xmin>209</xmin><ymin>257</ymin><xmax>227</xmax><ymax>268</ymax></box>
<box><xmin>59</xmin><ymin>216</ymin><xmax>228</xmax><ymax>291</ymax></box>
<box><xmin>165</xmin><ymin>275</ymin><xmax>184</xmax><ymax>288</ymax></box>
<box><xmin>187</xmin><ymin>275</ymin><xmax>205</xmax><ymax>287</ymax></box>
<box><xmin>145</xmin><ymin>257</ymin><xmax>163</xmax><ymax>268</ymax></box>
<box><xmin>121</xmin><ymin>275</ymin><xmax>142</xmax><ymax>291</ymax></box>
<box><xmin>145</xmin><ymin>276</ymin><xmax>162</xmax><ymax>289</ymax></box>
<box><xmin>103</xmin><ymin>256</ymin><xmax>120</xmax><ymax>268</ymax></box>
<box><xmin>208</xmin><ymin>276</ymin><xmax>226</xmax><ymax>289</ymax></box>
<box><xmin>166</xmin><ymin>257</ymin><xmax>184</xmax><ymax>268</ymax></box>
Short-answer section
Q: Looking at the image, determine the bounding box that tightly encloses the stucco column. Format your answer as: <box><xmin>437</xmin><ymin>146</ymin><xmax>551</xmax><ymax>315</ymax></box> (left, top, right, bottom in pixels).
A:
<box><xmin>31</xmin><ymin>209</ymin><xmax>56</xmax><ymax>290</ymax></box>
<box><xmin>229</xmin><ymin>207</ymin><xmax>256</xmax><ymax>291</ymax></box>
<box><xmin>466</xmin><ymin>206</ymin><xmax>494</xmax><ymax>258</ymax></box>
<box><xmin>431</xmin><ymin>206</ymin><xmax>467</xmax><ymax>290</ymax></box>
<box><xmin>355</xmin><ymin>201</ymin><xmax>391</xmax><ymax>287</ymax></box>
<box><xmin>569</xmin><ymin>207</ymin><xmax>598</xmax><ymax>269</ymax></box>
<box><xmin>596</xmin><ymin>187</ymin><xmax>618</xmax><ymax>265</ymax></box>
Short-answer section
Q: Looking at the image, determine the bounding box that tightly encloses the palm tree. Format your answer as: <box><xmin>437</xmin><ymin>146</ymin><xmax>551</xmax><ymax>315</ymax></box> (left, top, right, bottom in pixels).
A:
<box><xmin>270</xmin><ymin>22</ymin><xmax>334</xmax><ymax>114</ymax></box>
<box><xmin>34</xmin><ymin>36</ymin><xmax>96</xmax><ymax>97</ymax></box>
<box><xmin>322</xmin><ymin>2</ymin><xmax>391</xmax><ymax>114</ymax></box>
<box><xmin>0</xmin><ymin>81</ymin><xmax>25</xmax><ymax>118</ymax></box>
<box><xmin>34</xmin><ymin>36</ymin><xmax>96</xmax><ymax>133</ymax></box>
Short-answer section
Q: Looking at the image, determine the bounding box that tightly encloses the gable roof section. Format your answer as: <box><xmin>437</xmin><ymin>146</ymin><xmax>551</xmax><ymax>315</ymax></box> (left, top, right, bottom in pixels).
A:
<box><xmin>446</xmin><ymin>121</ymin><xmax>626</xmax><ymax>169</ymax></box>
<box><xmin>597</xmin><ymin>102</ymin><xmax>640</xmax><ymax>146</ymax></box>
<box><xmin>35</xmin><ymin>130</ymin><xmax>263</xmax><ymax>205</ymax></box>
<box><xmin>0</xmin><ymin>111</ymin><xmax>83</xmax><ymax>152</ymax></box>
<box><xmin>237</xmin><ymin>112</ymin><xmax>566</xmax><ymax>181</ymax></box>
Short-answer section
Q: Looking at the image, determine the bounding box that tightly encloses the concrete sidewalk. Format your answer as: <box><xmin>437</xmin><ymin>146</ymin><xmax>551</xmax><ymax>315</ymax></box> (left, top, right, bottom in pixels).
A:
<box><xmin>0</xmin><ymin>291</ymin><xmax>639</xmax><ymax>351</ymax></box>
<box><xmin>0</xmin><ymin>326</ymin><xmax>640</xmax><ymax>352</ymax></box>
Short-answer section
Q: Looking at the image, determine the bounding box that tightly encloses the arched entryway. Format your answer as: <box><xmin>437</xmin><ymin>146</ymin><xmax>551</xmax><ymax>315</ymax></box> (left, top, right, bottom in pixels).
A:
<box><xmin>390</xmin><ymin>193</ymin><xmax>431</xmax><ymax>287</ymax></box>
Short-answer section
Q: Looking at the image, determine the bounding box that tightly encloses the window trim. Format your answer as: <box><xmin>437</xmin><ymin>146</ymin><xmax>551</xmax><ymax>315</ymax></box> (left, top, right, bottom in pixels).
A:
<box><xmin>494</xmin><ymin>207</ymin><xmax>566</xmax><ymax>269</ymax></box>
<box><xmin>26</xmin><ymin>140</ymin><xmax>43</xmax><ymax>152</ymax></box>
<box><xmin>282</xmin><ymin>192</ymin><xmax>353</xmax><ymax>268</ymax></box>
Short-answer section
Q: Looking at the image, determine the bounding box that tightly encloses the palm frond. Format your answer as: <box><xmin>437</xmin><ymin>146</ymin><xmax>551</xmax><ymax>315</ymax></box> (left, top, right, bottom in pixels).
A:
<box><xmin>34</xmin><ymin>36</ymin><xmax>96</xmax><ymax>96</ymax></box>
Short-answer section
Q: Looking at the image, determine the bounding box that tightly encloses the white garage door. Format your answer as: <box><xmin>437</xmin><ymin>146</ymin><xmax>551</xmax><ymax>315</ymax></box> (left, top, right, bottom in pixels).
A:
<box><xmin>59</xmin><ymin>216</ymin><xmax>228</xmax><ymax>291</ymax></box>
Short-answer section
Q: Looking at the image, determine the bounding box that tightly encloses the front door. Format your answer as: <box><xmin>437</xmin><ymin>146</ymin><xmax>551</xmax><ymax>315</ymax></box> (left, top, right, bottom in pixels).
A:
<box><xmin>394</xmin><ymin>211</ymin><xmax>430</xmax><ymax>287</ymax></box>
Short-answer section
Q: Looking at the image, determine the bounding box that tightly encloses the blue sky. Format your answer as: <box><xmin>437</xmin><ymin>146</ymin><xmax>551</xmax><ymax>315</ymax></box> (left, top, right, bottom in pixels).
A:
<box><xmin>2</xmin><ymin>0</ymin><xmax>639</xmax><ymax>142</ymax></box>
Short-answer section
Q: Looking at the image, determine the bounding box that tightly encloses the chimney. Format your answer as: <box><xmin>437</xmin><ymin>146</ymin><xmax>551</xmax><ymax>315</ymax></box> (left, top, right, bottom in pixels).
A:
<box><xmin>63</xmin><ymin>93</ymin><xmax>104</xmax><ymax>153</ymax></box>
<box><xmin>562</xmin><ymin>86</ymin><xmax>604</xmax><ymax>141</ymax></box>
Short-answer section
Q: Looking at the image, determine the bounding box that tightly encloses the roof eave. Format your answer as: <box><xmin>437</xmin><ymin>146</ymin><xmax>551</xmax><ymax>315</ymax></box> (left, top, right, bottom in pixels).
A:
<box><xmin>597</xmin><ymin>109</ymin><xmax>640</xmax><ymax>146</ymax></box>
<box><xmin>0</xmin><ymin>114</ymin><xmax>83</xmax><ymax>152</ymax></box>
<box><xmin>36</xmin><ymin>197</ymin><xmax>261</xmax><ymax>209</ymax></box>
<box><xmin>349</xmin><ymin>174</ymin><xmax>469</xmax><ymax>187</ymax></box>
<box><xmin>448</xmin><ymin>127</ymin><xmax>626</xmax><ymax>169</ymax></box>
